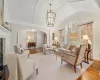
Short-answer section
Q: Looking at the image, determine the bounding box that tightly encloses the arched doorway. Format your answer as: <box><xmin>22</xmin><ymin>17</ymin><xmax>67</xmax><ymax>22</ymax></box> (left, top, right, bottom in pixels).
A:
<box><xmin>17</xmin><ymin>29</ymin><xmax>47</xmax><ymax>53</ymax></box>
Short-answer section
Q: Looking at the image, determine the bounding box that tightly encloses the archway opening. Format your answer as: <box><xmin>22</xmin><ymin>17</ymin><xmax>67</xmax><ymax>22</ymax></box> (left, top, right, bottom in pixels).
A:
<box><xmin>17</xmin><ymin>29</ymin><xmax>47</xmax><ymax>53</ymax></box>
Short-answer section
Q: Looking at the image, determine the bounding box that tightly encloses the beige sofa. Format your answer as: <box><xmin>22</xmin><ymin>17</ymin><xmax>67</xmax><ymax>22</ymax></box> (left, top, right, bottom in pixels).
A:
<box><xmin>57</xmin><ymin>44</ymin><xmax>77</xmax><ymax>56</ymax></box>
<box><xmin>5</xmin><ymin>53</ymin><xmax>37</xmax><ymax>80</ymax></box>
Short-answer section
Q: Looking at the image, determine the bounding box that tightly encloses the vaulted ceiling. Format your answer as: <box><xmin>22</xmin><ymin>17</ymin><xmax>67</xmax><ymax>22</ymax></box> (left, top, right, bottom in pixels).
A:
<box><xmin>4</xmin><ymin>0</ymin><xmax>100</xmax><ymax>28</ymax></box>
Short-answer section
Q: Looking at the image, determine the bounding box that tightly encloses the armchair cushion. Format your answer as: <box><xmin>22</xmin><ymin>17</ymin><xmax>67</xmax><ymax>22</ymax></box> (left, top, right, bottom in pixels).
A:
<box><xmin>70</xmin><ymin>47</ymin><xmax>80</xmax><ymax>56</ymax></box>
<box><xmin>64</xmin><ymin>52</ymin><xmax>76</xmax><ymax>57</ymax></box>
<box><xmin>63</xmin><ymin>44</ymin><xmax>70</xmax><ymax>50</ymax></box>
<box><xmin>60</xmin><ymin>46</ymin><xmax>80</xmax><ymax>56</ymax></box>
<box><xmin>62</xmin><ymin>53</ymin><xmax>76</xmax><ymax>65</ymax></box>
<box><xmin>69</xmin><ymin>45</ymin><xmax>76</xmax><ymax>50</ymax></box>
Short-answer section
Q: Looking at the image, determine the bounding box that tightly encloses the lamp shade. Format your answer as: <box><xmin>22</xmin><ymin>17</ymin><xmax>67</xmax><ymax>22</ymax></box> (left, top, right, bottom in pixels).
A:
<box><xmin>54</xmin><ymin>37</ymin><xmax>58</xmax><ymax>41</ymax></box>
<box><xmin>82</xmin><ymin>35</ymin><xmax>89</xmax><ymax>40</ymax></box>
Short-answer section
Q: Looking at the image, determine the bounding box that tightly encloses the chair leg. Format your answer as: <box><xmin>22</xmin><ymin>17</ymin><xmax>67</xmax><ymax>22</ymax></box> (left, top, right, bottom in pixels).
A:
<box><xmin>80</xmin><ymin>62</ymin><xmax>82</xmax><ymax>68</ymax></box>
<box><xmin>61</xmin><ymin>59</ymin><xmax>63</xmax><ymax>65</ymax></box>
<box><xmin>74</xmin><ymin>65</ymin><xmax>76</xmax><ymax>73</ymax></box>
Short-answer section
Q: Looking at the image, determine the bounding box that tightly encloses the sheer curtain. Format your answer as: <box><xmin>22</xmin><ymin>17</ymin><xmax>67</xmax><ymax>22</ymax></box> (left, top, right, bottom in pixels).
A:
<box><xmin>80</xmin><ymin>23</ymin><xmax>93</xmax><ymax>59</ymax></box>
<box><xmin>81</xmin><ymin>23</ymin><xmax>92</xmax><ymax>44</ymax></box>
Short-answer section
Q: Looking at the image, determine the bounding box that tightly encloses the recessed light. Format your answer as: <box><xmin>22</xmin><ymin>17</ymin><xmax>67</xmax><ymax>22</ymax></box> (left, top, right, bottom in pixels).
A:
<box><xmin>32</xmin><ymin>29</ymin><xmax>36</xmax><ymax>31</ymax></box>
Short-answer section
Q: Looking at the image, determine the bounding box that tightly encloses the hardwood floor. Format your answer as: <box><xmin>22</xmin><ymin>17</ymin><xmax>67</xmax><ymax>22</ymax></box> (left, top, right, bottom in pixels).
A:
<box><xmin>77</xmin><ymin>61</ymin><xmax>100</xmax><ymax>80</ymax></box>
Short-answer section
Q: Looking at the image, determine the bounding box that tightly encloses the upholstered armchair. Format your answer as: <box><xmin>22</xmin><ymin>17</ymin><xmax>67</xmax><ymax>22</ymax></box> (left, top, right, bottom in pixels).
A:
<box><xmin>14</xmin><ymin>45</ymin><xmax>21</xmax><ymax>53</ymax></box>
<box><xmin>43</xmin><ymin>44</ymin><xmax>53</xmax><ymax>55</ymax></box>
<box><xmin>14</xmin><ymin>45</ymin><xmax>29</xmax><ymax>54</ymax></box>
<box><xmin>61</xmin><ymin>44</ymin><xmax>87</xmax><ymax>73</ymax></box>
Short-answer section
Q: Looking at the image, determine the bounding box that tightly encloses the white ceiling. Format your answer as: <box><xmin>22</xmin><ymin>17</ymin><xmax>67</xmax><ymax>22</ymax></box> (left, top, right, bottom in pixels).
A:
<box><xmin>4</xmin><ymin>0</ymin><xmax>100</xmax><ymax>27</ymax></box>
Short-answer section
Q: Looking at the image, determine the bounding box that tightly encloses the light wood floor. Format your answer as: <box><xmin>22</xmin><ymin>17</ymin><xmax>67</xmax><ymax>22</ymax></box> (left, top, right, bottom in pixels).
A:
<box><xmin>77</xmin><ymin>61</ymin><xmax>100</xmax><ymax>80</ymax></box>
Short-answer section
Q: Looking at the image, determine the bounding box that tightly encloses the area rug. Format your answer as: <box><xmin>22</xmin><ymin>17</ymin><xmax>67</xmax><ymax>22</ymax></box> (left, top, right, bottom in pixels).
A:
<box><xmin>29</xmin><ymin>54</ymin><xmax>93</xmax><ymax>80</ymax></box>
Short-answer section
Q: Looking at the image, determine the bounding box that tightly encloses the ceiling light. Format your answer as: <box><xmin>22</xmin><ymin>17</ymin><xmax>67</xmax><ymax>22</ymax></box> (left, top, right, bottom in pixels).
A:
<box><xmin>46</xmin><ymin>3</ymin><xmax>56</xmax><ymax>27</ymax></box>
<box><xmin>32</xmin><ymin>29</ymin><xmax>36</xmax><ymax>31</ymax></box>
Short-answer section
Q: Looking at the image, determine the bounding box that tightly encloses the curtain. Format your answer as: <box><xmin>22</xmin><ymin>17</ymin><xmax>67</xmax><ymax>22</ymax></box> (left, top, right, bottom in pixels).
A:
<box><xmin>81</xmin><ymin>23</ymin><xmax>93</xmax><ymax>44</ymax></box>
<box><xmin>81</xmin><ymin>23</ymin><xmax>93</xmax><ymax>59</ymax></box>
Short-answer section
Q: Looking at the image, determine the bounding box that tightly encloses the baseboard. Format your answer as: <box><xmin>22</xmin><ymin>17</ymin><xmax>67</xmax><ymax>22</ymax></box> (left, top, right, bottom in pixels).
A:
<box><xmin>93</xmin><ymin>57</ymin><xmax>100</xmax><ymax>61</ymax></box>
<box><xmin>90</xmin><ymin>59</ymin><xmax>100</xmax><ymax>62</ymax></box>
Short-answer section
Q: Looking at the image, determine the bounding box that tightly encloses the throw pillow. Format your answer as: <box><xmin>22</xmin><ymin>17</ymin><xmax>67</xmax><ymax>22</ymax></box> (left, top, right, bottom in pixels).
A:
<box><xmin>69</xmin><ymin>45</ymin><xmax>76</xmax><ymax>50</ymax></box>
<box><xmin>71</xmin><ymin>47</ymin><xmax>80</xmax><ymax>55</ymax></box>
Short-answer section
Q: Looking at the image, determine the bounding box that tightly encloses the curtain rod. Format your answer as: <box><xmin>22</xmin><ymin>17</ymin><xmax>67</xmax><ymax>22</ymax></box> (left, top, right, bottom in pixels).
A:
<box><xmin>79</xmin><ymin>21</ymin><xmax>93</xmax><ymax>26</ymax></box>
<box><xmin>58</xmin><ymin>21</ymin><xmax>93</xmax><ymax>31</ymax></box>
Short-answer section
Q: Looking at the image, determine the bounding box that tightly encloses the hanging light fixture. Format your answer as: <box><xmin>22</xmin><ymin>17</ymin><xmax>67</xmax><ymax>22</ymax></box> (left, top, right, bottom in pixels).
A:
<box><xmin>46</xmin><ymin>3</ymin><xmax>56</xmax><ymax>27</ymax></box>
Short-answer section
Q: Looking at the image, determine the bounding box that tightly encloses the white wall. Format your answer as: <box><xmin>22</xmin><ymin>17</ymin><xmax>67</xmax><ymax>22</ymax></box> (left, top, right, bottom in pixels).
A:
<box><xmin>18</xmin><ymin>30</ymin><xmax>28</xmax><ymax>48</ymax></box>
<box><xmin>92</xmin><ymin>18</ymin><xmax>100</xmax><ymax>60</ymax></box>
<box><xmin>36</xmin><ymin>31</ymin><xmax>44</xmax><ymax>47</ymax></box>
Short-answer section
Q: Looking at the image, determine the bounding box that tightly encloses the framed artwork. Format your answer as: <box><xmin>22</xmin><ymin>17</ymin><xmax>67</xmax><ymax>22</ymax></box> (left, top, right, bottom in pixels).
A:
<box><xmin>0</xmin><ymin>0</ymin><xmax>11</xmax><ymax>31</ymax></box>
<box><xmin>0</xmin><ymin>0</ymin><xmax>3</xmax><ymax>25</ymax></box>
<box><xmin>67</xmin><ymin>32</ymin><xmax>78</xmax><ymax>42</ymax></box>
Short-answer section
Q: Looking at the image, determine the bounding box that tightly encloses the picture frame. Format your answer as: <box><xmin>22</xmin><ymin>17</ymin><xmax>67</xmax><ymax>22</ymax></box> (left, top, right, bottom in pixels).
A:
<box><xmin>0</xmin><ymin>0</ymin><xmax>3</xmax><ymax>25</ymax></box>
<box><xmin>0</xmin><ymin>0</ymin><xmax>11</xmax><ymax>31</ymax></box>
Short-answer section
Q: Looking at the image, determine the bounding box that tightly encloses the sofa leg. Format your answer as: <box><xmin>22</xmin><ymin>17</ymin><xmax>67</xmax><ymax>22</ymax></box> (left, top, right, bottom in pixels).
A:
<box><xmin>80</xmin><ymin>62</ymin><xmax>82</xmax><ymax>68</ymax></box>
<box><xmin>74</xmin><ymin>66</ymin><xmax>76</xmax><ymax>73</ymax></box>
<box><xmin>61</xmin><ymin>59</ymin><xmax>63</xmax><ymax>65</ymax></box>
<box><xmin>36</xmin><ymin>68</ymin><xmax>38</xmax><ymax>75</ymax></box>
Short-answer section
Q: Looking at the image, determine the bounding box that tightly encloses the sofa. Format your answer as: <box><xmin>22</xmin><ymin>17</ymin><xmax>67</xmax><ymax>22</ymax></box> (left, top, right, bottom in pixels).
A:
<box><xmin>57</xmin><ymin>44</ymin><xmax>78</xmax><ymax>56</ymax></box>
<box><xmin>5</xmin><ymin>53</ymin><xmax>38</xmax><ymax>80</ymax></box>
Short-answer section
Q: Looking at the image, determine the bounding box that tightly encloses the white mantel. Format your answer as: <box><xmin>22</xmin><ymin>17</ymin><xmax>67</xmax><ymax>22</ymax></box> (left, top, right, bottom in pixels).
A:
<box><xmin>0</xmin><ymin>26</ymin><xmax>11</xmax><ymax>54</ymax></box>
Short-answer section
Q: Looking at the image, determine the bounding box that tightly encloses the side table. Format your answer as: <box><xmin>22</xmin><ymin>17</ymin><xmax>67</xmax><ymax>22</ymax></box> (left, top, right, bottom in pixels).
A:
<box><xmin>83</xmin><ymin>49</ymin><xmax>92</xmax><ymax>64</ymax></box>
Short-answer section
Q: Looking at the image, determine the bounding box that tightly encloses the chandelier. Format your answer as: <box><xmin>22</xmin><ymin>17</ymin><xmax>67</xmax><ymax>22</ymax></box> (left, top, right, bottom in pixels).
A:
<box><xmin>46</xmin><ymin>3</ymin><xmax>56</xmax><ymax>27</ymax></box>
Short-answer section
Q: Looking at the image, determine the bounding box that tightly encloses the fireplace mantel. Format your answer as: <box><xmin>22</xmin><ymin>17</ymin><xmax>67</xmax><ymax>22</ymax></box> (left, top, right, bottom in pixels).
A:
<box><xmin>0</xmin><ymin>26</ymin><xmax>11</xmax><ymax>33</ymax></box>
<box><xmin>0</xmin><ymin>25</ymin><xmax>11</xmax><ymax>54</ymax></box>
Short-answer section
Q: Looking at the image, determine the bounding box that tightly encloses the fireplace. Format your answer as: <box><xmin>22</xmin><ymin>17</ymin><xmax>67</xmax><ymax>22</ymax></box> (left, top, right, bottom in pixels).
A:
<box><xmin>0</xmin><ymin>38</ymin><xmax>7</xmax><ymax>79</ymax></box>
<box><xmin>0</xmin><ymin>38</ymin><xmax>4</xmax><ymax>79</ymax></box>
